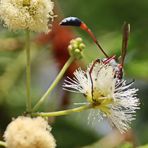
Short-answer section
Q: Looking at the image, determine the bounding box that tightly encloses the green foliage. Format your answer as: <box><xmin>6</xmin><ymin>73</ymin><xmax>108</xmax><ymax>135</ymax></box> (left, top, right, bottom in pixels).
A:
<box><xmin>116</xmin><ymin>142</ymin><xmax>133</xmax><ymax>148</ymax></box>
<box><xmin>52</xmin><ymin>117</ymin><xmax>99</xmax><ymax>148</ymax></box>
<box><xmin>138</xmin><ymin>144</ymin><xmax>148</xmax><ymax>148</ymax></box>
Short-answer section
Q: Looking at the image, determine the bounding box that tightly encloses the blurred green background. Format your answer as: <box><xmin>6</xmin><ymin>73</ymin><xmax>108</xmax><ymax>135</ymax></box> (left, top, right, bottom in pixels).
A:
<box><xmin>0</xmin><ymin>0</ymin><xmax>148</xmax><ymax>147</ymax></box>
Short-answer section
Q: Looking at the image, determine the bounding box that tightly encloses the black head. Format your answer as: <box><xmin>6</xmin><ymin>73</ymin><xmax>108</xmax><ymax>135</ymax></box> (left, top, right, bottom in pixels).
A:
<box><xmin>60</xmin><ymin>17</ymin><xmax>82</xmax><ymax>27</ymax></box>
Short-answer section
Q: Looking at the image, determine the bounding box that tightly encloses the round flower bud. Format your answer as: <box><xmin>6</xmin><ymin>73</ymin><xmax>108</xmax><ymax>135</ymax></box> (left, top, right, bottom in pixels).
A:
<box><xmin>68</xmin><ymin>37</ymin><xmax>85</xmax><ymax>59</ymax></box>
<box><xmin>4</xmin><ymin>116</ymin><xmax>56</xmax><ymax>148</ymax></box>
<box><xmin>75</xmin><ymin>37</ymin><xmax>82</xmax><ymax>43</ymax></box>
<box><xmin>79</xmin><ymin>43</ymin><xmax>85</xmax><ymax>50</ymax></box>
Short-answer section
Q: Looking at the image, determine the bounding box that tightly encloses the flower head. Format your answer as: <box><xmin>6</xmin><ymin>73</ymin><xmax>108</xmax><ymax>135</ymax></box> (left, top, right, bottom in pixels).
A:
<box><xmin>0</xmin><ymin>0</ymin><xmax>54</xmax><ymax>32</ymax></box>
<box><xmin>4</xmin><ymin>116</ymin><xmax>56</xmax><ymax>148</ymax></box>
<box><xmin>63</xmin><ymin>62</ymin><xmax>140</xmax><ymax>133</ymax></box>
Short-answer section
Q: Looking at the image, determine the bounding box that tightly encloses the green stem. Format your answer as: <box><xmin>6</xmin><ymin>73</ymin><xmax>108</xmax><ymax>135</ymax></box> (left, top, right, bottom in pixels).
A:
<box><xmin>33</xmin><ymin>56</ymin><xmax>74</xmax><ymax>111</ymax></box>
<box><xmin>26</xmin><ymin>30</ymin><xmax>31</xmax><ymax>112</ymax></box>
<box><xmin>32</xmin><ymin>104</ymin><xmax>91</xmax><ymax>117</ymax></box>
<box><xmin>0</xmin><ymin>141</ymin><xmax>7</xmax><ymax>147</ymax></box>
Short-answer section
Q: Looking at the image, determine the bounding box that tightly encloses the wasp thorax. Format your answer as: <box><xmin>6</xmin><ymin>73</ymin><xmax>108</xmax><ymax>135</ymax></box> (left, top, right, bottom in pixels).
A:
<box><xmin>102</xmin><ymin>58</ymin><xmax>123</xmax><ymax>80</ymax></box>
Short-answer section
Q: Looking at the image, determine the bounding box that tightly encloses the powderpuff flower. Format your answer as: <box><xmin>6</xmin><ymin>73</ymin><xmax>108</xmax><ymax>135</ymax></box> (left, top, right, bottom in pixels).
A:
<box><xmin>4</xmin><ymin>116</ymin><xmax>56</xmax><ymax>148</ymax></box>
<box><xmin>63</xmin><ymin>62</ymin><xmax>140</xmax><ymax>133</ymax></box>
<box><xmin>0</xmin><ymin>0</ymin><xmax>54</xmax><ymax>32</ymax></box>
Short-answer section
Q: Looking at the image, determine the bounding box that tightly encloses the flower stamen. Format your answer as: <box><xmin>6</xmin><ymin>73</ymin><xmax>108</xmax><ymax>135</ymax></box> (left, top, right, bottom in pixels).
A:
<box><xmin>63</xmin><ymin>62</ymin><xmax>140</xmax><ymax>133</ymax></box>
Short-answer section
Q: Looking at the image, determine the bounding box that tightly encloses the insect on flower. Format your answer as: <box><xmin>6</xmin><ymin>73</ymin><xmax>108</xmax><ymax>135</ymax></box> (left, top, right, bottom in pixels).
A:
<box><xmin>60</xmin><ymin>17</ymin><xmax>130</xmax><ymax>80</ymax></box>
<box><xmin>61</xmin><ymin>17</ymin><xmax>139</xmax><ymax>133</ymax></box>
<box><xmin>62</xmin><ymin>57</ymin><xmax>140</xmax><ymax>133</ymax></box>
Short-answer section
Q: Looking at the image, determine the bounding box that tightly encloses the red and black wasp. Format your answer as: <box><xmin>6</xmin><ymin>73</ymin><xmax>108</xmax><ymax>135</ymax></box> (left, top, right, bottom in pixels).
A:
<box><xmin>60</xmin><ymin>17</ymin><xmax>130</xmax><ymax>81</ymax></box>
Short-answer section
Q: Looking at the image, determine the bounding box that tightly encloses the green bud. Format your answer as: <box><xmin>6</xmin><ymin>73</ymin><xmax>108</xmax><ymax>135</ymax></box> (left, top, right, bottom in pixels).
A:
<box><xmin>79</xmin><ymin>43</ymin><xmax>85</xmax><ymax>50</ymax></box>
<box><xmin>68</xmin><ymin>45</ymin><xmax>73</xmax><ymax>50</ymax></box>
<box><xmin>70</xmin><ymin>39</ymin><xmax>75</xmax><ymax>45</ymax></box>
<box><xmin>68</xmin><ymin>37</ymin><xmax>85</xmax><ymax>59</ymax></box>
<box><xmin>73</xmin><ymin>43</ymin><xmax>78</xmax><ymax>49</ymax></box>
<box><xmin>76</xmin><ymin>37</ymin><xmax>82</xmax><ymax>43</ymax></box>
<box><xmin>75</xmin><ymin>48</ymin><xmax>80</xmax><ymax>53</ymax></box>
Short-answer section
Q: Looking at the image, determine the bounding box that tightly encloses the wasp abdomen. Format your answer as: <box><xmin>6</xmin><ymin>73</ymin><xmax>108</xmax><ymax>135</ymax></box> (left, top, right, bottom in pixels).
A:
<box><xmin>60</xmin><ymin>17</ymin><xmax>82</xmax><ymax>27</ymax></box>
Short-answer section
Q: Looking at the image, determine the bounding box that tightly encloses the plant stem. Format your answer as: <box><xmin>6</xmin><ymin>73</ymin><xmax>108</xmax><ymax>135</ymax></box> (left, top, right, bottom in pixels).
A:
<box><xmin>26</xmin><ymin>29</ymin><xmax>31</xmax><ymax>112</ymax></box>
<box><xmin>0</xmin><ymin>141</ymin><xmax>7</xmax><ymax>147</ymax></box>
<box><xmin>32</xmin><ymin>104</ymin><xmax>91</xmax><ymax>117</ymax></box>
<box><xmin>33</xmin><ymin>56</ymin><xmax>74</xmax><ymax>111</ymax></box>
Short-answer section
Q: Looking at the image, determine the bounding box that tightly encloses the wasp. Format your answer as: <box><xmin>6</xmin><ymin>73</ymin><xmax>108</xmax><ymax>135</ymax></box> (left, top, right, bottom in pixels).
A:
<box><xmin>60</xmin><ymin>17</ymin><xmax>130</xmax><ymax>80</ymax></box>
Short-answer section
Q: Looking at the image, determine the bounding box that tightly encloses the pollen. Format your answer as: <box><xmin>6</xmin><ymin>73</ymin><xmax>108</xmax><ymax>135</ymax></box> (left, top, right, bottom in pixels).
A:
<box><xmin>0</xmin><ymin>0</ymin><xmax>54</xmax><ymax>32</ymax></box>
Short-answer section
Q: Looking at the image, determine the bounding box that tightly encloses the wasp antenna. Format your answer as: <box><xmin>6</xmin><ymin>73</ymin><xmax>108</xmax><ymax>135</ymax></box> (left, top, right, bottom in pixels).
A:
<box><xmin>60</xmin><ymin>17</ymin><xmax>109</xmax><ymax>58</ymax></box>
<box><xmin>120</xmin><ymin>22</ymin><xmax>130</xmax><ymax>66</ymax></box>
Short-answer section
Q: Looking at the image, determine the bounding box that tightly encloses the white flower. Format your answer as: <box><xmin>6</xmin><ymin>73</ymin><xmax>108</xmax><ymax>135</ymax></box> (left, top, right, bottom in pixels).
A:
<box><xmin>63</xmin><ymin>62</ymin><xmax>140</xmax><ymax>133</ymax></box>
<box><xmin>4</xmin><ymin>116</ymin><xmax>56</xmax><ymax>148</ymax></box>
<box><xmin>0</xmin><ymin>0</ymin><xmax>54</xmax><ymax>32</ymax></box>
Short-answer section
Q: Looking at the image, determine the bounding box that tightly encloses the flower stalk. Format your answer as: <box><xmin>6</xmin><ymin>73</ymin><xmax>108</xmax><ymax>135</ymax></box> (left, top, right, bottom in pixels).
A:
<box><xmin>26</xmin><ymin>29</ymin><xmax>31</xmax><ymax>112</ymax></box>
<box><xmin>33</xmin><ymin>56</ymin><xmax>74</xmax><ymax>111</ymax></box>
<box><xmin>32</xmin><ymin>104</ymin><xmax>91</xmax><ymax>117</ymax></box>
<box><xmin>0</xmin><ymin>141</ymin><xmax>7</xmax><ymax>147</ymax></box>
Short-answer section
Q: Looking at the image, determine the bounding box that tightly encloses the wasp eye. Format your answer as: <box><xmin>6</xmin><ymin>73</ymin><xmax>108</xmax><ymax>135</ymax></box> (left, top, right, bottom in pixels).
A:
<box><xmin>60</xmin><ymin>17</ymin><xmax>82</xmax><ymax>27</ymax></box>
